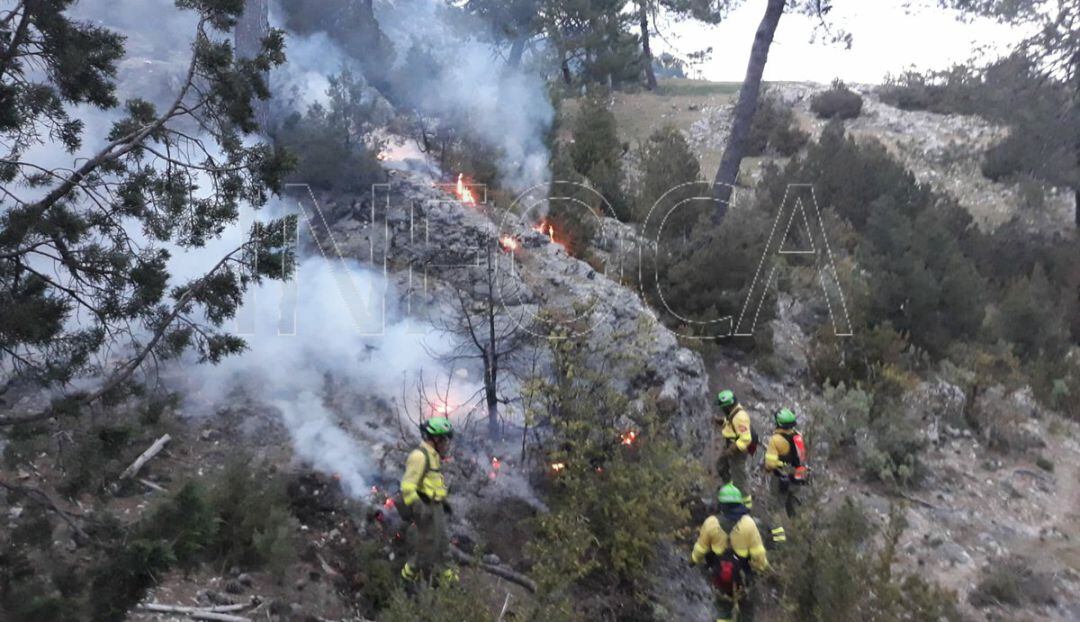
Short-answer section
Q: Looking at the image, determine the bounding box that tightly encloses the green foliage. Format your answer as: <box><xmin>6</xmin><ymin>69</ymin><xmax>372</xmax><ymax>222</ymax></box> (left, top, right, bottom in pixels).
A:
<box><xmin>208</xmin><ymin>460</ymin><xmax>298</xmax><ymax>577</ymax></box>
<box><xmin>767</xmin><ymin>122</ymin><xmax>987</xmax><ymax>359</ymax></box>
<box><xmin>378</xmin><ymin>583</ymin><xmax>492</xmax><ymax>622</ymax></box>
<box><xmin>810</xmin><ymin>80</ymin><xmax>863</xmax><ymax>120</ymax></box>
<box><xmin>543</xmin><ymin>0</ymin><xmax>642</xmax><ymax>88</ymax></box>
<box><xmin>140</xmin><ymin>482</ymin><xmax>217</xmax><ymax>569</ymax></box>
<box><xmin>548</xmin><ymin>147</ymin><xmax>601</xmax><ymax>258</ymax></box>
<box><xmin>83</xmin><ymin>460</ymin><xmax>297</xmax><ymax>620</ymax></box>
<box><xmin>996</xmin><ymin>264</ymin><xmax>1068</xmax><ymax>359</ymax></box>
<box><xmin>527</xmin><ymin>322</ymin><xmax>699</xmax><ymax>604</ymax></box>
<box><xmin>746</xmin><ymin>94</ymin><xmax>809</xmax><ymax>157</ymax></box>
<box><xmin>0</xmin><ymin>0</ymin><xmax>294</xmax><ymax>400</ymax></box>
<box><xmin>779</xmin><ymin>500</ymin><xmax>962</xmax><ymax>622</ymax></box>
<box><xmin>277</xmin><ymin>70</ymin><xmax>385</xmax><ymax>194</ymax></box>
<box><xmin>878</xmin><ymin>67</ymin><xmax>981</xmax><ymax>115</ymax></box>
<box><xmin>569</xmin><ymin>95</ymin><xmax>630</xmax><ymax>220</ymax></box>
<box><xmin>815</xmin><ymin>381</ymin><xmax>924</xmax><ymax>486</ymax></box>
<box><xmin>634</xmin><ymin>125</ymin><xmax>705</xmax><ymax>229</ymax></box>
<box><xmin>643</xmin><ymin>198</ymin><xmax>777</xmax><ymax>345</ymax></box>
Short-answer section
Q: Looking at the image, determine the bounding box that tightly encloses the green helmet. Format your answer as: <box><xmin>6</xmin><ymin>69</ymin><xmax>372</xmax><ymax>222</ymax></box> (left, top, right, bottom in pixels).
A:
<box><xmin>716</xmin><ymin>390</ymin><xmax>737</xmax><ymax>409</ymax></box>
<box><xmin>718</xmin><ymin>483</ymin><xmax>743</xmax><ymax>505</ymax></box>
<box><xmin>420</xmin><ymin>417</ymin><xmax>454</xmax><ymax>439</ymax></box>
<box><xmin>775</xmin><ymin>408</ymin><xmax>797</xmax><ymax>428</ymax></box>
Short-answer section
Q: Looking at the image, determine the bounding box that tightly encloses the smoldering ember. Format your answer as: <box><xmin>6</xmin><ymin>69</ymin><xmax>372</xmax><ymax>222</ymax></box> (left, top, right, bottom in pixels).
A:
<box><xmin>1</xmin><ymin>1</ymin><xmax>1078</xmax><ymax>622</ymax></box>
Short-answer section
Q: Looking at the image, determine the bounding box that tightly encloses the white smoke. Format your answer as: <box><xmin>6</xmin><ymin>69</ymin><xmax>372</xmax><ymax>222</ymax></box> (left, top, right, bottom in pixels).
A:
<box><xmin>377</xmin><ymin>0</ymin><xmax>554</xmax><ymax>189</ymax></box>
<box><xmin>268</xmin><ymin>0</ymin><xmax>555</xmax><ymax>190</ymax></box>
<box><xmin>183</xmin><ymin>255</ymin><xmax>474</xmax><ymax>497</ymax></box>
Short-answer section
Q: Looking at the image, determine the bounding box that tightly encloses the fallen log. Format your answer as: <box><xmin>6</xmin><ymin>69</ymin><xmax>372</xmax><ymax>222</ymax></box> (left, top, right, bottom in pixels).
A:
<box><xmin>138</xmin><ymin>603</ymin><xmax>249</xmax><ymax>614</ymax></box>
<box><xmin>117</xmin><ymin>434</ymin><xmax>171</xmax><ymax>481</ymax></box>
<box><xmin>138</xmin><ymin>477</ymin><xmax>168</xmax><ymax>493</ymax></box>
<box><xmin>450</xmin><ymin>545</ymin><xmax>536</xmax><ymax>593</ymax></box>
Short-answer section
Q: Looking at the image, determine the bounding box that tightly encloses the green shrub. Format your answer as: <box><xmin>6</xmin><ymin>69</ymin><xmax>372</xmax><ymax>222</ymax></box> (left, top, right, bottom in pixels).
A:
<box><xmin>569</xmin><ymin>94</ymin><xmax>630</xmax><ymax>221</ymax></box>
<box><xmin>208</xmin><ymin>460</ymin><xmax>298</xmax><ymax>577</ymax></box>
<box><xmin>810</xmin><ymin>80</ymin><xmax>863</xmax><ymax>120</ymax></box>
<box><xmin>140</xmin><ymin>482</ymin><xmax>217</xmax><ymax>569</ymax></box>
<box><xmin>997</xmin><ymin>264</ymin><xmax>1068</xmax><ymax>360</ymax></box>
<box><xmin>644</xmin><ymin>199</ymin><xmax>777</xmax><ymax>344</ymax></box>
<box><xmin>780</xmin><ymin>501</ymin><xmax>962</xmax><ymax>621</ymax></box>
<box><xmin>766</xmin><ymin>122</ymin><xmax>987</xmax><ymax>358</ymax></box>
<box><xmin>969</xmin><ymin>560</ymin><xmax>1056</xmax><ymax>608</ymax></box>
<box><xmin>378</xmin><ymin>583</ymin><xmax>491</xmax><ymax>622</ymax></box>
<box><xmin>634</xmin><ymin>125</ymin><xmax>707</xmax><ymax>231</ymax></box>
<box><xmin>526</xmin><ymin>322</ymin><xmax>700</xmax><ymax>604</ymax></box>
<box><xmin>747</xmin><ymin>94</ymin><xmax>809</xmax><ymax>157</ymax></box>
<box><xmin>878</xmin><ymin>67</ymin><xmax>981</xmax><ymax>115</ymax></box>
<box><xmin>277</xmin><ymin>70</ymin><xmax>384</xmax><ymax>195</ymax></box>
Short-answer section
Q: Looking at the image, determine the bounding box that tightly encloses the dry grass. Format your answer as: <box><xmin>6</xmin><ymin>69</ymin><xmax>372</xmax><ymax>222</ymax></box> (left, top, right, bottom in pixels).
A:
<box><xmin>560</xmin><ymin>79</ymin><xmax>741</xmax><ymax>175</ymax></box>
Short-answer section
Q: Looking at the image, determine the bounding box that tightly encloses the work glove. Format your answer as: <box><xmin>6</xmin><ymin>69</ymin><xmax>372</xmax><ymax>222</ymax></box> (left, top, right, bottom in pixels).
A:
<box><xmin>417</xmin><ymin>490</ymin><xmax>431</xmax><ymax>503</ymax></box>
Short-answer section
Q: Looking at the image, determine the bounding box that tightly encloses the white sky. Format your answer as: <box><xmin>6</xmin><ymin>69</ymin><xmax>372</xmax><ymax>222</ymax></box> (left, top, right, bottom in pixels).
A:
<box><xmin>655</xmin><ymin>0</ymin><xmax>1027</xmax><ymax>84</ymax></box>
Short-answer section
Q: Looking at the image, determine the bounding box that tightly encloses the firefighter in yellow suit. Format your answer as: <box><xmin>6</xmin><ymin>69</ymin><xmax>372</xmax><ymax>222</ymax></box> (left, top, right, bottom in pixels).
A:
<box><xmin>715</xmin><ymin>390</ymin><xmax>755</xmax><ymax>507</ymax></box>
<box><xmin>400</xmin><ymin>416</ymin><xmax>457</xmax><ymax>584</ymax></box>
<box><xmin>764</xmin><ymin>407</ymin><xmax>807</xmax><ymax>520</ymax></box>
<box><xmin>691</xmin><ymin>484</ymin><xmax>770</xmax><ymax>622</ymax></box>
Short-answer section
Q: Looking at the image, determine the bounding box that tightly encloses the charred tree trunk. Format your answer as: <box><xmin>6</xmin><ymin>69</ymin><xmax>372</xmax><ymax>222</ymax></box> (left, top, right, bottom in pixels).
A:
<box><xmin>711</xmin><ymin>0</ymin><xmax>786</xmax><ymax>223</ymax></box>
<box><xmin>561</xmin><ymin>56</ymin><xmax>573</xmax><ymax>85</ymax></box>
<box><xmin>484</xmin><ymin>249</ymin><xmax>501</xmax><ymax>440</ymax></box>
<box><xmin>639</xmin><ymin>2</ymin><xmax>657</xmax><ymax>91</ymax></box>
<box><xmin>234</xmin><ymin>0</ymin><xmax>270</xmax><ymax>132</ymax></box>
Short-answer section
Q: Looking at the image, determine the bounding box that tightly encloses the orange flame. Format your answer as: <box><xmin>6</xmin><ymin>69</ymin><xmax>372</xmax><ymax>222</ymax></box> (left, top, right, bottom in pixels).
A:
<box><xmin>550</xmin><ymin>462</ymin><xmax>566</xmax><ymax>472</ymax></box>
<box><xmin>455</xmin><ymin>173</ymin><xmax>476</xmax><ymax>205</ymax></box>
<box><xmin>620</xmin><ymin>430</ymin><xmax>638</xmax><ymax>446</ymax></box>
<box><xmin>532</xmin><ymin>221</ymin><xmax>555</xmax><ymax>242</ymax></box>
<box><xmin>499</xmin><ymin>235</ymin><xmax>519</xmax><ymax>252</ymax></box>
<box><xmin>433</xmin><ymin>400</ymin><xmax>451</xmax><ymax>415</ymax></box>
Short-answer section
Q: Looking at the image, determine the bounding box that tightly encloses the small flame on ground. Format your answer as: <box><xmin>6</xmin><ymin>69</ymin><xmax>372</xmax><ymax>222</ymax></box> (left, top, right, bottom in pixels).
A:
<box><xmin>499</xmin><ymin>235</ymin><xmax>519</xmax><ymax>252</ymax></box>
<box><xmin>532</xmin><ymin>221</ymin><xmax>555</xmax><ymax>242</ymax></box>
<box><xmin>455</xmin><ymin>173</ymin><xmax>477</xmax><ymax>205</ymax></box>
<box><xmin>489</xmin><ymin>456</ymin><xmax>502</xmax><ymax>480</ymax></box>
<box><xmin>550</xmin><ymin>462</ymin><xmax>566</xmax><ymax>472</ymax></box>
<box><xmin>620</xmin><ymin>430</ymin><xmax>638</xmax><ymax>446</ymax></box>
<box><xmin>433</xmin><ymin>400</ymin><xmax>451</xmax><ymax>415</ymax></box>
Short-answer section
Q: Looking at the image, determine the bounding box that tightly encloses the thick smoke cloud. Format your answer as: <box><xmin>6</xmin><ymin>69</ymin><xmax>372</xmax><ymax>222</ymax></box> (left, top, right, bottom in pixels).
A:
<box><xmin>269</xmin><ymin>0</ymin><xmax>555</xmax><ymax>190</ymax></box>
<box><xmin>377</xmin><ymin>0</ymin><xmax>554</xmax><ymax>189</ymax></box>
<box><xmin>184</xmin><ymin>256</ymin><xmax>474</xmax><ymax>496</ymax></box>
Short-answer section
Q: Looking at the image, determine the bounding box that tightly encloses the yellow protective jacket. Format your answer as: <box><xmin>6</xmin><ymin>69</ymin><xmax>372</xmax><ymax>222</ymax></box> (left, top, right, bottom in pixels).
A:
<box><xmin>400</xmin><ymin>441</ymin><xmax>447</xmax><ymax>505</ymax></box>
<box><xmin>764</xmin><ymin>429</ymin><xmax>793</xmax><ymax>472</ymax></box>
<box><xmin>691</xmin><ymin>514</ymin><xmax>769</xmax><ymax>573</ymax></box>
<box><xmin>721</xmin><ymin>405</ymin><xmax>753</xmax><ymax>453</ymax></box>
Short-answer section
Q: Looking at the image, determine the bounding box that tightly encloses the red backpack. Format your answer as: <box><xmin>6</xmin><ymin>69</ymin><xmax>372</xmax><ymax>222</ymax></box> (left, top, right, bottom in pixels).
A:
<box><xmin>784</xmin><ymin>431</ymin><xmax>809</xmax><ymax>483</ymax></box>
<box><xmin>710</xmin><ymin>519</ymin><xmax>749</xmax><ymax>596</ymax></box>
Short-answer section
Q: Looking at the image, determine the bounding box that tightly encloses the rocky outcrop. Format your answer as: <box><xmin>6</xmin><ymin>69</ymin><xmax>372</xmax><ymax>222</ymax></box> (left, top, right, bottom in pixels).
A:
<box><xmin>327</xmin><ymin>171</ymin><xmax>711</xmax><ymax>446</ymax></box>
<box><xmin>687</xmin><ymin>82</ymin><xmax>1075</xmax><ymax>229</ymax></box>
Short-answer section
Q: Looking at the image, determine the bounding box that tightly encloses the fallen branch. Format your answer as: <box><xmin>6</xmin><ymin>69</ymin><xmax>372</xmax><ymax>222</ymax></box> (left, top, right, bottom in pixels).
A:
<box><xmin>138</xmin><ymin>603</ymin><xmax>249</xmax><ymax>614</ymax></box>
<box><xmin>187</xmin><ymin>613</ymin><xmax>249</xmax><ymax>622</ymax></box>
<box><xmin>117</xmin><ymin>434</ymin><xmax>171</xmax><ymax>482</ymax></box>
<box><xmin>450</xmin><ymin>545</ymin><xmax>536</xmax><ymax>593</ymax></box>
<box><xmin>496</xmin><ymin>592</ymin><xmax>512</xmax><ymax>622</ymax></box>
<box><xmin>138</xmin><ymin>477</ymin><xmax>168</xmax><ymax>493</ymax></box>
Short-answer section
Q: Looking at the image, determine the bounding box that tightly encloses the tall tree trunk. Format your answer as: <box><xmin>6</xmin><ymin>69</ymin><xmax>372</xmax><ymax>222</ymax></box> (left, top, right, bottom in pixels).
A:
<box><xmin>639</xmin><ymin>2</ymin><xmax>657</xmax><ymax>90</ymax></box>
<box><xmin>711</xmin><ymin>0</ymin><xmax>786</xmax><ymax>223</ymax></box>
<box><xmin>561</xmin><ymin>56</ymin><xmax>573</xmax><ymax>85</ymax></box>
<box><xmin>508</xmin><ymin>34</ymin><xmax>526</xmax><ymax>69</ymax></box>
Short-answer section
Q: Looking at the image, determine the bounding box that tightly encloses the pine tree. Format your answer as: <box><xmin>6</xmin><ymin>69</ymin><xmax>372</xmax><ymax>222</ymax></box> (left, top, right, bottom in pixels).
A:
<box><xmin>0</xmin><ymin>0</ymin><xmax>295</xmax><ymax>425</ymax></box>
